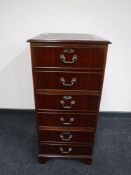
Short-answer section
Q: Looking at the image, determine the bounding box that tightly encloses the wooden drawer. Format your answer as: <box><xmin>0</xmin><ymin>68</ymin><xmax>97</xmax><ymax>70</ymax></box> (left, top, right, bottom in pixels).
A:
<box><xmin>39</xmin><ymin>130</ymin><xmax>94</xmax><ymax>143</ymax></box>
<box><xmin>39</xmin><ymin>143</ymin><xmax>93</xmax><ymax>155</ymax></box>
<box><xmin>34</xmin><ymin>71</ymin><xmax>101</xmax><ymax>90</ymax></box>
<box><xmin>31</xmin><ymin>46</ymin><xmax>105</xmax><ymax>68</ymax></box>
<box><xmin>35</xmin><ymin>94</ymin><xmax>99</xmax><ymax>112</ymax></box>
<box><xmin>37</xmin><ymin>112</ymin><xmax>96</xmax><ymax>127</ymax></box>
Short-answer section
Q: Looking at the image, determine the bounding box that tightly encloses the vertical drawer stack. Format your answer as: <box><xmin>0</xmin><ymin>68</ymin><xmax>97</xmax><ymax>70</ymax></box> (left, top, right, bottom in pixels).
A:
<box><xmin>28</xmin><ymin>33</ymin><xmax>111</xmax><ymax>165</ymax></box>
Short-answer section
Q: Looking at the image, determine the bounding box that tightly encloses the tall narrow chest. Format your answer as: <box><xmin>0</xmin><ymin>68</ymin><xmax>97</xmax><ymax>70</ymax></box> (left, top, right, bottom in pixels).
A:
<box><xmin>27</xmin><ymin>33</ymin><xmax>111</xmax><ymax>164</ymax></box>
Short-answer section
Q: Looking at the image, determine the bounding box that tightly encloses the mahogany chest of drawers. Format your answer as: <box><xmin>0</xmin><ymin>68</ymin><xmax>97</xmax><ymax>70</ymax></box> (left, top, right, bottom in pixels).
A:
<box><xmin>27</xmin><ymin>33</ymin><xmax>111</xmax><ymax>165</ymax></box>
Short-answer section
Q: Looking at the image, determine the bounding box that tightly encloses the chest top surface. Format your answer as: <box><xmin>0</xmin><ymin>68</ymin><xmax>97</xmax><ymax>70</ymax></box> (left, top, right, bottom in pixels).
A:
<box><xmin>27</xmin><ymin>33</ymin><xmax>111</xmax><ymax>44</ymax></box>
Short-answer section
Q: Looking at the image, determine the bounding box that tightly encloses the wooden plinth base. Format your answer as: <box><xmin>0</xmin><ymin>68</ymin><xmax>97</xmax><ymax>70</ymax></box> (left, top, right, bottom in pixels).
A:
<box><xmin>38</xmin><ymin>154</ymin><xmax>92</xmax><ymax>165</ymax></box>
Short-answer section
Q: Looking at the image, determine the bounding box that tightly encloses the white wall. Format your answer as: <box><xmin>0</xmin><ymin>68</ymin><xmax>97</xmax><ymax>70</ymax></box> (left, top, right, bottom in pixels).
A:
<box><xmin>0</xmin><ymin>0</ymin><xmax>131</xmax><ymax>111</ymax></box>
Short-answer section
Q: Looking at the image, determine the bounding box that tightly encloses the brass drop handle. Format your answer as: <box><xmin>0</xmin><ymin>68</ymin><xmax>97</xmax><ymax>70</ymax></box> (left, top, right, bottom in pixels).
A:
<box><xmin>59</xmin><ymin>132</ymin><xmax>73</xmax><ymax>141</ymax></box>
<box><xmin>60</xmin><ymin>96</ymin><xmax>75</xmax><ymax>109</ymax></box>
<box><xmin>60</xmin><ymin>77</ymin><xmax>77</xmax><ymax>87</ymax></box>
<box><xmin>60</xmin><ymin>117</ymin><xmax>75</xmax><ymax>125</ymax></box>
<box><xmin>60</xmin><ymin>54</ymin><xmax>78</xmax><ymax>64</ymax></box>
<box><xmin>60</xmin><ymin>147</ymin><xmax>72</xmax><ymax>154</ymax></box>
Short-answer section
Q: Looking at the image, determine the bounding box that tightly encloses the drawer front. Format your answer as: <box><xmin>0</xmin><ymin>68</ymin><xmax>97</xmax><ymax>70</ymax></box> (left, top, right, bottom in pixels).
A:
<box><xmin>32</xmin><ymin>47</ymin><xmax>105</xmax><ymax>68</ymax></box>
<box><xmin>35</xmin><ymin>94</ymin><xmax>99</xmax><ymax>111</ymax></box>
<box><xmin>37</xmin><ymin>112</ymin><xmax>96</xmax><ymax>127</ymax></box>
<box><xmin>39</xmin><ymin>143</ymin><xmax>93</xmax><ymax>155</ymax></box>
<box><xmin>34</xmin><ymin>71</ymin><xmax>101</xmax><ymax>90</ymax></box>
<box><xmin>39</xmin><ymin>130</ymin><xmax>94</xmax><ymax>143</ymax></box>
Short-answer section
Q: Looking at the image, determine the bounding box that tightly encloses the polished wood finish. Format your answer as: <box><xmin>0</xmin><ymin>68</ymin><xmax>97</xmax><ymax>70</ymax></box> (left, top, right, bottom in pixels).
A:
<box><xmin>38</xmin><ymin>155</ymin><xmax>93</xmax><ymax>164</ymax></box>
<box><xmin>36</xmin><ymin>89</ymin><xmax>100</xmax><ymax>96</ymax></box>
<box><xmin>39</xmin><ymin>126</ymin><xmax>94</xmax><ymax>132</ymax></box>
<box><xmin>31</xmin><ymin>46</ymin><xmax>105</xmax><ymax>68</ymax></box>
<box><xmin>39</xmin><ymin>129</ymin><xmax>94</xmax><ymax>143</ymax></box>
<box><xmin>37</xmin><ymin>112</ymin><xmax>96</xmax><ymax>127</ymax></box>
<box><xmin>34</xmin><ymin>71</ymin><xmax>102</xmax><ymax>90</ymax></box>
<box><xmin>28</xmin><ymin>33</ymin><xmax>111</xmax><ymax>165</ymax></box>
<box><xmin>27</xmin><ymin>33</ymin><xmax>111</xmax><ymax>44</ymax></box>
<box><xmin>39</xmin><ymin>143</ymin><xmax>93</xmax><ymax>155</ymax></box>
<box><xmin>35</xmin><ymin>94</ymin><xmax>99</xmax><ymax>111</ymax></box>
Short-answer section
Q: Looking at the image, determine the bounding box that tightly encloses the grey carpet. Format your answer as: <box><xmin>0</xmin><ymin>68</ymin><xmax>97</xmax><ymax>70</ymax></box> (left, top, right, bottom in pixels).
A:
<box><xmin>0</xmin><ymin>110</ymin><xmax>131</xmax><ymax>175</ymax></box>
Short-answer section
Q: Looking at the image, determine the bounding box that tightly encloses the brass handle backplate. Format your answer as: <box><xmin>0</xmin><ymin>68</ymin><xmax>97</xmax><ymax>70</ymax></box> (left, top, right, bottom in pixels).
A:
<box><xmin>64</xmin><ymin>48</ymin><xmax>74</xmax><ymax>54</ymax></box>
<box><xmin>60</xmin><ymin>96</ymin><xmax>75</xmax><ymax>109</ymax></box>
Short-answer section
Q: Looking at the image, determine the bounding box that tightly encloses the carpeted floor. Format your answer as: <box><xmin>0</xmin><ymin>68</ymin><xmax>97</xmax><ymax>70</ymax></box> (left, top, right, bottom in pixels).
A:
<box><xmin>0</xmin><ymin>110</ymin><xmax>131</xmax><ymax>175</ymax></box>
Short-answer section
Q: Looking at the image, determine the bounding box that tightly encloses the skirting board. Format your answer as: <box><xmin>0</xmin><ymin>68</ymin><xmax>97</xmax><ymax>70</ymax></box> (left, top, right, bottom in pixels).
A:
<box><xmin>0</xmin><ymin>109</ymin><xmax>131</xmax><ymax>117</ymax></box>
